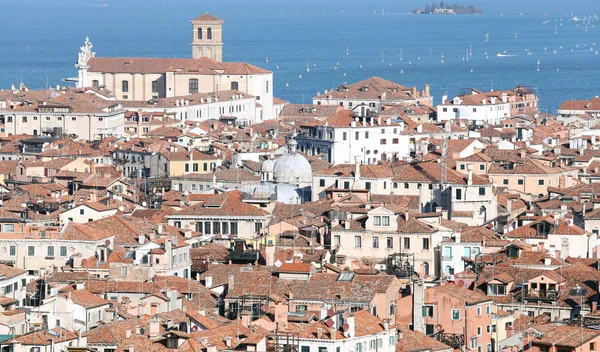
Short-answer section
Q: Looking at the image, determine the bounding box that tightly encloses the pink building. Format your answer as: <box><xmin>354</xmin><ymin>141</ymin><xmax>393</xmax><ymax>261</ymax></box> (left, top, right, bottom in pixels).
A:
<box><xmin>423</xmin><ymin>283</ymin><xmax>494</xmax><ymax>352</ymax></box>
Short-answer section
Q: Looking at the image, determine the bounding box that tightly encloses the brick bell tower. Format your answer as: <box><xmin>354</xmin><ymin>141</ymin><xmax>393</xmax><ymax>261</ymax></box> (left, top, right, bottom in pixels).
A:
<box><xmin>191</xmin><ymin>13</ymin><xmax>224</xmax><ymax>62</ymax></box>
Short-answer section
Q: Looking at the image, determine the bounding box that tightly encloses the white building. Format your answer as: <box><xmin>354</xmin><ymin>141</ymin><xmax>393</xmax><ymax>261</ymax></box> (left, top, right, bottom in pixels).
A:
<box><xmin>75</xmin><ymin>13</ymin><xmax>276</xmax><ymax>120</ymax></box>
<box><xmin>437</xmin><ymin>90</ymin><xmax>511</xmax><ymax>125</ymax></box>
<box><xmin>0</xmin><ymin>222</ymin><xmax>114</xmax><ymax>274</ymax></box>
<box><xmin>59</xmin><ymin>202</ymin><xmax>119</xmax><ymax>225</ymax></box>
<box><xmin>313</xmin><ymin>76</ymin><xmax>433</xmax><ymax>117</ymax></box>
<box><xmin>295</xmin><ymin>110</ymin><xmax>410</xmax><ymax>165</ymax></box>
<box><xmin>273</xmin><ymin>310</ymin><xmax>399</xmax><ymax>352</ymax></box>
<box><xmin>122</xmin><ymin>90</ymin><xmax>260</xmax><ymax>126</ymax></box>
<box><xmin>0</xmin><ymin>89</ymin><xmax>125</xmax><ymax>140</ymax></box>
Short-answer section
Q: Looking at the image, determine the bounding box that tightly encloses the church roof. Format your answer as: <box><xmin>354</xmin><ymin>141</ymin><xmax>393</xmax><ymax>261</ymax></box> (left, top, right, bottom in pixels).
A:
<box><xmin>86</xmin><ymin>57</ymin><xmax>270</xmax><ymax>75</ymax></box>
<box><xmin>192</xmin><ymin>13</ymin><xmax>224</xmax><ymax>23</ymax></box>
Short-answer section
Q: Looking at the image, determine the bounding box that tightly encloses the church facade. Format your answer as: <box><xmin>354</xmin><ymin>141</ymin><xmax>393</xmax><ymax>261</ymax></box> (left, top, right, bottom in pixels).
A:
<box><xmin>75</xmin><ymin>13</ymin><xmax>275</xmax><ymax>120</ymax></box>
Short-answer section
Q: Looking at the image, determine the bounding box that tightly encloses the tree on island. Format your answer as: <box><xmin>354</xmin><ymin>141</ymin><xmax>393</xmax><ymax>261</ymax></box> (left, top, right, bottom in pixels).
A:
<box><xmin>412</xmin><ymin>2</ymin><xmax>482</xmax><ymax>14</ymax></box>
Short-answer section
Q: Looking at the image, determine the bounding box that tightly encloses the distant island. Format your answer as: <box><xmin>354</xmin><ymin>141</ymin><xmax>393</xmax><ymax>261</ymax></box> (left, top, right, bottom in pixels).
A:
<box><xmin>412</xmin><ymin>2</ymin><xmax>483</xmax><ymax>14</ymax></box>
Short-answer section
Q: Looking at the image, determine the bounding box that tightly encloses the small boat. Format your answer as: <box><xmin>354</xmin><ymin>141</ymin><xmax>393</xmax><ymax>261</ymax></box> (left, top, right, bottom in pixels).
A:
<box><xmin>359</xmin><ymin>64</ymin><xmax>363</xmax><ymax>69</ymax></box>
<box><xmin>276</xmin><ymin>65</ymin><xmax>279</xmax><ymax>70</ymax></box>
<box><xmin>400</xmin><ymin>49</ymin><xmax>403</xmax><ymax>61</ymax></box>
<box><xmin>306</xmin><ymin>62</ymin><xmax>310</xmax><ymax>73</ymax></box>
<box><xmin>334</xmin><ymin>66</ymin><xmax>337</xmax><ymax>70</ymax></box>
<box><xmin>544</xmin><ymin>47</ymin><xmax>548</xmax><ymax>51</ymax></box>
<box><xmin>536</xmin><ymin>60</ymin><xmax>540</xmax><ymax>72</ymax></box>
<box><xmin>496</xmin><ymin>52</ymin><xmax>511</xmax><ymax>57</ymax></box>
<box><xmin>408</xmin><ymin>61</ymin><xmax>412</xmax><ymax>65</ymax></box>
<box><xmin>298</xmin><ymin>74</ymin><xmax>302</xmax><ymax>79</ymax></box>
<box><xmin>388</xmin><ymin>63</ymin><xmax>392</xmax><ymax>66</ymax></box>
<box><xmin>417</xmin><ymin>56</ymin><xmax>421</xmax><ymax>61</ymax></box>
<box><xmin>485</xmin><ymin>52</ymin><xmax>488</xmax><ymax>60</ymax></box>
<box><xmin>470</xmin><ymin>68</ymin><xmax>474</xmax><ymax>73</ymax></box>
<box><xmin>381</xmin><ymin>52</ymin><xmax>384</xmax><ymax>63</ymax></box>
<box><xmin>285</xmin><ymin>82</ymin><xmax>289</xmax><ymax>88</ymax></box>
<box><xmin>485</xmin><ymin>33</ymin><xmax>489</xmax><ymax>42</ymax></box>
<box><xmin>346</xmin><ymin>45</ymin><xmax>349</xmax><ymax>56</ymax></box>
<box><xmin>553</xmin><ymin>49</ymin><xmax>557</xmax><ymax>54</ymax></box>
<box><xmin>343</xmin><ymin>72</ymin><xmax>346</xmax><ymax>77</ymax></box>
<box><xmin>265</xmin><ymin>57</ymin><xmax>269</xmax><ymax>63</ymax></box>
<box><xmin>313</xmin><ymin>63</ymin><xmax>317</xmax><ymax>67</ymax></box>
<box><xmin>528</xmin><ymin>51</ymin><xmax>532</xmax><ymax>56</ymax></box>
<box><xmin>400</xmin><ymin>70</ymin><xmax>404</xmax><ymax>75</ymax></box>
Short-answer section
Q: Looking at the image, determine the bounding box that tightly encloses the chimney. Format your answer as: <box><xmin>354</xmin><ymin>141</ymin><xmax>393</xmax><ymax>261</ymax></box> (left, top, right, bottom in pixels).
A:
<box><xmin>275</xmin><ymin>304</ymin><xmax>289</xmax><ymax>328</ymax></box>
<box><xmin>593</xmin><ymin>301</ymin><xmax>598</xmax><ymax>312</ymax></box>
<box><xmin>138</xmin><ymin>234</ymin><xmax>145</xmax><ymax>245</ymax></box>
<box><xmin>544</xmin><ymin>257</ymin><xmax>551</xmax><ymax>266</ymax></box>
<box><xmin>227</xmin><ymin>275</ymin><xmax>235</xmax><ymax>290</ymax></box>
<box><xmin>149</xmin><ymin>317</ymin><xmax>160</xmax><ymax>339</ymax></box>
<box><xmin>345</xmin><ymin>315</ymin><xmax>355</xmax><ymax>338</ymax></box>
<box><xmin>383</xmin><ymin>319</ymin><xmax>390</xmax><ymax>331</ymax></box>
<box><xmin>467</xmin><ymin>164</ymin><xmax>473</xmax><ymax>185</ymax></box>
<box><xmin>381</xmin><ymin>92</ymin><xmax>387</xmax><ymax>100</ymax></box>
<box><xmin>506</xmin><ymin>199</ymin><xmax>512</xmax><ymax>214</ymax></box>
<box><xmin>135</xmin><ymin>325</ymin><xmax>142</xmax><ymax>335</ymax></box>
<box><xmin>502</xmin><ymin>93</ymin><xmax>508</xmax><ymax>103</ymax></box>
<box><xmin>225</xmin><ymin>337</ymin><xmax>232</xmax><ymax>348</ymax></box>
<box><xmin>205</xmin><ymin>275</ymin><xmax>213</xmax><ymax>288</ymax></box>
<box><xmin>344</xmin><ymin>220</ymin><xmax>350</xmax><ymax>230</ymax></box>
<box><xmin>129</xmin><ymin>345</ymin><xmax>135</xmax><ymax>352</ymax></box>
<box><xmin>441</xmin><ymin>209</ymin><xmax>448</xmax><ymax>220</ymax></box>
<box><xmin>354</xmin><ymin>155</ymin><xmax>361</xmax><ymax>181</ymax></box>
<box><xmin>317</xmin><ymin>328</ymin><xmax>323</xmax><ymax>339</ymax></box>
<box><xmin>538</xmin><ymin>242</ymin><xmax>545</xmax><ymax>252</ymax></box>
<box><xmin>416</xmin><ymin>124</ymin><xmax>423</xmax><ymax>133</ymax></box>
<box><xmin>241</xmin><ymin>311</ymin><xmax>252</xmax><ymax>328</ymax></box>
<box><xmin>424</xmin><ymin>84</ymin><xmax>430</xmax><ymax>97</ymax></box>
<box><xmin>125</xmin><ymin>327</ymin><xmax>132</xmax><ymax>339</ymax></box>
<box><xmin>411</xmin><ymin>87</ymin><xmax>417</xmax><ymax>97</ymax></box>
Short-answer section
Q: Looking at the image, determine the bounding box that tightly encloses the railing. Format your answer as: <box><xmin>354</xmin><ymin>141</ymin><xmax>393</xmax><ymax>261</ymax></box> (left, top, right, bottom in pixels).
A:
<box><xmin>522</xmin><ymin>287</ymin><xmax>560</xmax><ymax>302</ymax></box>
<box><xmin>430</xmin><ymin>330</ymin><xmax>464</xmax><ymax>349</ymax></box>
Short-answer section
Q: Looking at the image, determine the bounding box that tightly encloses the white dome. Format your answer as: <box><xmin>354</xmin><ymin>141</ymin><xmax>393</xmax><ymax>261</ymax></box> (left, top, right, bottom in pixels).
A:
<box><xmin>275</xmin><ymin>184</ymin><xmax>301</xmax><ymax>204</ymax></box>
<box><xmin>261</xmin><ymin>159</ymin><xmax>274</xmax><ymax>173</ymax></box>
<box><xmin>273</xmin><ymin>139</ymin><xmax>312</xmax><ymax>185</ymax></box>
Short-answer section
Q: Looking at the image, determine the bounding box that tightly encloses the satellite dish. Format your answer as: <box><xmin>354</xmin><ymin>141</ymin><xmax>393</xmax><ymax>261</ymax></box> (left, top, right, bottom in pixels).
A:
<box><xmin>118</xmin><ymin>206</ymin><xmax>125</xmax><ymax>212</ymax></box>
<box><xmin>142</xmin><ymin>201</ymin><xmax>148</xmax><ymax>207</ymax></box>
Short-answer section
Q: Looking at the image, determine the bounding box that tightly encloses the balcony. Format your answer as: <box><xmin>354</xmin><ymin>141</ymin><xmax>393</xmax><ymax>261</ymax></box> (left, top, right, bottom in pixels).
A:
<box><xmin>521</xmin><ymin>286</ymin><xmax>560</xmax><ymax>303</ymax></box>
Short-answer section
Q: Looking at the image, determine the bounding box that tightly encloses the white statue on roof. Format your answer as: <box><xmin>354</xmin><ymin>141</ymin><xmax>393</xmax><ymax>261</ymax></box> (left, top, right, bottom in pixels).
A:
<box><xmin>77</xmin><ymin>37</ymin><xmax>95</xmax><ymax>66</ymax></box>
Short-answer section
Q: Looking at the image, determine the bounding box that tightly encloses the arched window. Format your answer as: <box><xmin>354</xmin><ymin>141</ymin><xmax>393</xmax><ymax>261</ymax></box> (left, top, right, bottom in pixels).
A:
<box><xmin>431</xmin><ymin>202</ymin><xmax>438</xmax><ymax>210</ymax></box>
<box><xmin>92</xmin><ymin>80</ymin><xmax>99</xmax><ymax>87</ymax></box>
<box><xmin>189</xmin><ymin>79</ymin><xmax>198</xmax><ymax>94</ymax></box>
<box><xmin>231</xmin><ymin>81</ymin><xmax>239</xmax><ymax>90</ymax></box>
<box><xmin>197</xmin><ymin>27</ymin><xmax>202</xmax><ymax>39</ymax></box>
<box><xmin>423</xmin><ymin>262</ymin><xmax>430</xmax><ymax>276</ymax></box>
<box><xmin>207</xmin><ymin>28</ymin><xmax>212</xmax><ymax>40</ymax></box>
<box><xmin>33</xmin><ymin>129</ymin><xmax>38</xmax><ymax>137</ymax></box>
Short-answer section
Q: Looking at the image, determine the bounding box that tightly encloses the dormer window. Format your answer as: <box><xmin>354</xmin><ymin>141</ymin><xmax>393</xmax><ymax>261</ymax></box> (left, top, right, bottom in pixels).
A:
<box><xmin>488</xmin><ymin>284</ymin><xmax>506</xmax><ymax>296</ymax></box>
<box><xmin>506</xmin><ymin>246</ymin><xmax>519</xmax><ymax>258</ymax></box>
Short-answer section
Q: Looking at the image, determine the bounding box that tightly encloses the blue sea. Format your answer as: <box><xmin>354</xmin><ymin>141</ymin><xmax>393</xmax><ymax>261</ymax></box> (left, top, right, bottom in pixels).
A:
<box><xmin>0</xmin><ymin>0</ymin><xmax>599</xmax><ymax>112</ymax></box>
